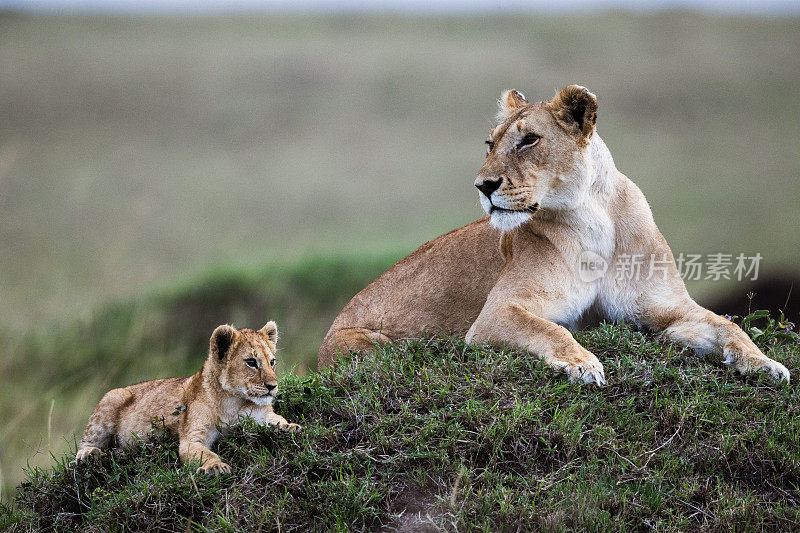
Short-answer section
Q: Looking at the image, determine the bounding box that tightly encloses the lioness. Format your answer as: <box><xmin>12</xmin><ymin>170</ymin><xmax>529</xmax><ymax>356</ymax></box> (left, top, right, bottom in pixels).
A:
<box><xmin>319</xmin><ymin>85</ymin><xmax>789</xmax><ymax>385</ymax></box>
<box><xmin>76</xmin><ymin>322</ymin><xmax>301</xmax><ymax>474</ymax></box>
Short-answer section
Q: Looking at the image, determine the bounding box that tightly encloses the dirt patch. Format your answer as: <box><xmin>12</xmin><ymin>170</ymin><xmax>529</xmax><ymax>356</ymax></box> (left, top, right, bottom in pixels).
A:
<box><xmin>388</xmin><ymin>482</ymin><xmax>443</xmax><ymax>533</ymax></box>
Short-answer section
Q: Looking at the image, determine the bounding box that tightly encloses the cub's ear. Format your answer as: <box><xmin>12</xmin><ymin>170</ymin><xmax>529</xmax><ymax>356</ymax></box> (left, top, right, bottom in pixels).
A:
<box><xmin>496</xmin><ymin>89</ymin><xmax>528</xmax><ymax>122</ymax></box>
<box><xmin>259</xmin><ymin>321</ymin><xmax>278</xmax><ymax>345</ymax></box>
<box><xmin>551</xmin><ymin>85</ymin><xmax>597</xmax><ymax>143</ymax></box>
<box><xmin>210</xmin><ymin>325</ymin><xmax>237</xmax><ymax>361</ymax></box>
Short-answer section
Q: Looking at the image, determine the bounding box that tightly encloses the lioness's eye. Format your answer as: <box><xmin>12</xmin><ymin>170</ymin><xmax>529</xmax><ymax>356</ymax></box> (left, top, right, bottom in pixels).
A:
<box><xmin>270</xmin><ymin>359</ymin><xmax>276</xmax><ymax>368</ymax></box>
<box><xmin>485</xmin><ymin>140</ymin><xmax>494</xmax><ymax>153</ymax></box>
<box><xmin>517</xmin><ymin>133</ymin><xmax>540</xmax><ymax>150</ymax></box>
<box><xmin>244</xmin><ymin>358</ymin><xmax>258</xmax><ymax>369</ymax></box>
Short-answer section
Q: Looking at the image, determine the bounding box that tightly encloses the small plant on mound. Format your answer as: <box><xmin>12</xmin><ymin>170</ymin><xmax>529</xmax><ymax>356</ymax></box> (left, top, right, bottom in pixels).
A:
<box><xmin>3</xmin><ymin>318</ymin><xmax>800</xmax><ymax>532</ymax></box>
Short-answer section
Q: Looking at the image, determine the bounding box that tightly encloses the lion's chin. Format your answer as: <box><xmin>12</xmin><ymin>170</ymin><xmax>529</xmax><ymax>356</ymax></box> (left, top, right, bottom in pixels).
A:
<box><xmin>248</xmin><ymin>394</ymin><xmax>274</xmax><ymax>406</ymax></box>
<box><xmin>489</xmin><ymin>209</ymin><xmax>532</xmax><ymax>232</ymax></box>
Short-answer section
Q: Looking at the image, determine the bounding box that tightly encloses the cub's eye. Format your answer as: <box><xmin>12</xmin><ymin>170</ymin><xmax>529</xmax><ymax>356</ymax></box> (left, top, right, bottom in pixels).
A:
<box><xmin>485</xmin><ymin>140</ymin><xmax>494</xmax><ymax>153</ymax></box>
<box><xmin>244</xmin><ymin>358</ymin><xmax>258</xmax><ymax>369</ymax></box>
<box><xmin>270</xmin><ymin>359</ymin><xmax>276</xmax><ymax>368</ymax></box>
<box><xmin>517</xmin><ymin>133</ymin><xmax>541</xmax><ymax>151</ymax></box>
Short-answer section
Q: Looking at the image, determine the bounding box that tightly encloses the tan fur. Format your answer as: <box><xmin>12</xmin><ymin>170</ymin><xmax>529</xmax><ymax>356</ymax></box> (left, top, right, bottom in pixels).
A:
<box><xmin>76</xmin><ymin>322</ymin><xmax>301</xmax><ymax>474</ymax></box>
<box><xmin>319</xmin><ymin>85</ymin><xmax>790</xmax><ymax>385</ymax></box>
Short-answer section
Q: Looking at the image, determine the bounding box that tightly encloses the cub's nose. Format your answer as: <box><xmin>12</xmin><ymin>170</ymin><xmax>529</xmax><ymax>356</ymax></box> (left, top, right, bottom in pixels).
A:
<box><xmin>475</xmin><ymin>177</ymin><xmax>503</xmax><ymax>197</ymax></box>
<box><xmin>265</xmin><ymin>382</ymin><xmax>277</xmax><ymax>392</ymax></box>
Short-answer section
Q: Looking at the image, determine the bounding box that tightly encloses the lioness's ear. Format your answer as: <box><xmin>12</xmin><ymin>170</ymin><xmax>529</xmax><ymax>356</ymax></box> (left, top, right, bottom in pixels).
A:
<box><xmin>496</xmin><ymin>89</ymin><xmax>528</xmax><ymax>122</ymax></box>
<box><xmin>551</xmin><ymin>85</ymin><xmax>597</xmax><ymax>143</ymax></box>
<box><xmin>210</xmin><ymin>325</ymin><xmax>237</xmax><ymax>361</ymax></box>
<box><xmin>259</xmin><ymin>321</ymin><xmax>278</xmax><ymax>345</ymax></box>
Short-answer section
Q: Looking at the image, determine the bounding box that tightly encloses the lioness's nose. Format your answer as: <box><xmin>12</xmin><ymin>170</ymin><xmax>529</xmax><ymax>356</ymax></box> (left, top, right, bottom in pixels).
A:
<box><xmin>476</xmin><ymin>177</ymin><xmax>503</xmax><ymax>197</ymax></box>
<box><xmin>265</xmin><ymin>383</ymin><xmax>277</xmax><ymax>392</ymax></box>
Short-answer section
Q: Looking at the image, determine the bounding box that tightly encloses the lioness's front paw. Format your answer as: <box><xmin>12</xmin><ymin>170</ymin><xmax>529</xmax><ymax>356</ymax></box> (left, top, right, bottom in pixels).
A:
<box><xmin>552</xmin><ymin>347</ymin><xmax>606</xmax><ymax>386</ymax></box>
<box><xmin>75</xmin><ymin>446</ymin><xmax>102</xmax><ymax>462</ymax></box>
<box><xmin>197</xmin><ymin>460</ymin><xmax>232</xmax><ymax>475</ymax></box>
<box><xmin>724</xmin><ymin>350</ymin><xmax>790</xmax><ymax>383</ymax></box>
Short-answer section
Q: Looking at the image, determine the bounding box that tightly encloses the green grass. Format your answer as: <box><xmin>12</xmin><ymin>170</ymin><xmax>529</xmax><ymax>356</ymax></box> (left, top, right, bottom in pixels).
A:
<box><xmin>3</xmin><ymin>321</ymin><xmax>800</xmax><ymax>531</ymax></box>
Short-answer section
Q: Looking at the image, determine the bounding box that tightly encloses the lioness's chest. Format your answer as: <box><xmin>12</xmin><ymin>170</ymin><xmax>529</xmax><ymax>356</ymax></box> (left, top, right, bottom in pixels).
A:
<box><xmin>532</xmin><ymin>206</ymin><xmax>620</xmax><ymax>328</ymax></box>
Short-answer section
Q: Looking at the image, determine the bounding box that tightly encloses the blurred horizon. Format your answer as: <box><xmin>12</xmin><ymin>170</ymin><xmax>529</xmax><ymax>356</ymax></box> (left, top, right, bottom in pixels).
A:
<box><xmin>2</xmin><ymin>11</ymin><xmax>800</xmax><ymax>334</ymax></box>
<box><xmin>2</xmin><ymin>0</ymin><xmax>800</xmax><ymax>15</ymax></box>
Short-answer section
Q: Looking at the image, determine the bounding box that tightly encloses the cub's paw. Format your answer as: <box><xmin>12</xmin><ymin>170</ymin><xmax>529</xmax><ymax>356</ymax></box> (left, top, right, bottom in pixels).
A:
<box><xmin>552</xmin><ymin>347</ymin><xmax>607</xmax><ymax>386</ymax></box>
<box><xmin>280</xmin><ymin>422</ymin><xmax>303</xmax><ymax>433</ymax></box>
<box><xmin>725</xmin><ymin>349</ymin><xmax>790</xmax><ymax>383</ymax></box>
<box><xmin>197</xmin><ymin>460</ymin><xmax>232</xmax><ymax>475</ymax></box>
<box><xmin>266</xmin><ymin>415</ymin><xmax>302</xmax><ymax>432</ymax></box>
<box><xmin>75</xmin><ymin>446</ymin><xmax>102</xmax><ymax>462</ymax></box>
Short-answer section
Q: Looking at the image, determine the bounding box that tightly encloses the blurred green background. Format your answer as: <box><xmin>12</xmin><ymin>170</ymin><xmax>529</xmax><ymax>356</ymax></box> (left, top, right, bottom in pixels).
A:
<box><xmin>1</xmin><ymin>12</ymin><xmax>798</xmax><ymax>498</ymax></box>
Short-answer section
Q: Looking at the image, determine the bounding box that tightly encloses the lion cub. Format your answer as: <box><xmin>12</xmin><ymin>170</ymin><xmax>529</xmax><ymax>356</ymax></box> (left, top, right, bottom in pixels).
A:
<box><xmin>75</xmin><ymin>322</ymin><xmax>301</xmax><ymax>474</ymax></box>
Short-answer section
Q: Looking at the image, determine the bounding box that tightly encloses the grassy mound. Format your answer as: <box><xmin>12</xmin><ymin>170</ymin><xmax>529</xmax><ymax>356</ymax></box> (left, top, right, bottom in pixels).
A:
<box><xmin>3</xmin><ymin>322</ymin><xmax>800</xmax><ymax>531</ymax></box>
